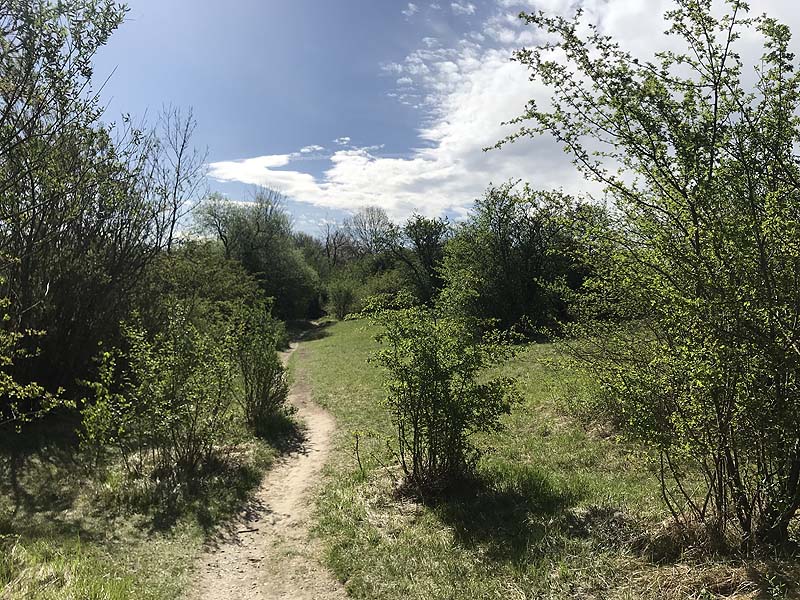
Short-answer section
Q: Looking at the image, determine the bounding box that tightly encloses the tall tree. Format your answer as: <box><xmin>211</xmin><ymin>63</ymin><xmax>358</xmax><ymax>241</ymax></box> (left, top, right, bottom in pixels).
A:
<box><xmin>197</xmin><ymin>189</ymin><xmax>321</xmax><ymax>320</ymax></box>
<box><xmin>152</xmin><ymin>105</ymin><xmax>207</xmax><ymax>253</ymax></box>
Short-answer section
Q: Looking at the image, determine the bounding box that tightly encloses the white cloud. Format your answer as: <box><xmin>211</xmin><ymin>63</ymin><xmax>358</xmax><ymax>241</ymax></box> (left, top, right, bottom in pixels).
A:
<box><xmin>299</xmin><ymin>144</ymin><xmax>324</xmax><ymax>154</ymax></box>
<box><xmin>209</xmin><ymin>0</ymin><xmax>800</xmax><ymax>222</ymax></box>
<box><xmin>430</xmin><ymin>2</ymin><xmax>442</xmax><ymax>9</ymax></box>
<box><xmin>450</xmin><ymin>2</ymin><xmax>476</xmax><ymax>15</ymax></box>
<box><xmin>402</xmin><ymin>2</ymin><xmax>419</xmax><ymax>17</ymax></box>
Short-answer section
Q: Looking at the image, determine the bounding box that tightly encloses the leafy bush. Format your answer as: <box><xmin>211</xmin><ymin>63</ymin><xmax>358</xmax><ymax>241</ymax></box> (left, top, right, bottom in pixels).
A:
<box><xmin>327</xmin><ymin>277</ymin><xmax>358</xmax><ymax>320</ymax></box>
<box><xmin>359</xmin><ymin>292</ymin><xmax>520</xmax><ymax>492</ymax></box>
<box><xmin>0</xmin><ymin>290</ymin><xmax>65</xmax><ymax>428</ymax></box>
<box><xmin>507</xmin><ymin>0</ymin><xmax>800</xmax><ymax>549</ymax></box>
<box><xmin>441</xmin><ymin>183</ymin><xmax>596</xmax><ymax>332</ymax></box>
<box><xmin>236</xmin><ymin>306</ymin><xmax>290</xmax><ymax>436</ymax></box>
<box><xmin>198</xmin><ymin>191</ymin><xmax>322</xmax><ymax>320</ymax></box>
<box><xmin>82</xmin><ymin>304</ymin><xmax>239</xmax><ymax>493</ymax></box>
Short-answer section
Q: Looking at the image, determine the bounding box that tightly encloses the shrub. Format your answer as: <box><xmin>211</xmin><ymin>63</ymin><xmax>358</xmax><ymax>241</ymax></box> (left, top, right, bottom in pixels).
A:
<box><xmin>440</xmin><ymin>183</ymin><xmax>596</xmax><ymax>332</ymax></box>
<box><xmin>236</xmin><ymin>306</ymin><xmax>290</xmax><ymax>436</ymax></box>
<box><xmin>82</xmin><ymin>303</ymin><xmax>238</xmax><ymax>493</ymax></box>
<box><xmin>327</xmin><ymin>277</ymin><xmax>358</xmax><ymax>320</ymax></box>
<box><xmin>507</xmin><ymin>0</ymin><xmax>800</xmax><ymax>549</ymax></box>
<box><xmin>359</xmin><ymin>292</ymin><xmax>520</xmax><ymax>493</ymax></box>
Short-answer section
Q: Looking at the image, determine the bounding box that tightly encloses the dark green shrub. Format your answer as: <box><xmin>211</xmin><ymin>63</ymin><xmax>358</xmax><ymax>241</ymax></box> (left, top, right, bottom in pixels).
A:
<box><xmin>327</xmin><ymin>277</ymin><xmax>358</xmax><ymax>320</ymax></box>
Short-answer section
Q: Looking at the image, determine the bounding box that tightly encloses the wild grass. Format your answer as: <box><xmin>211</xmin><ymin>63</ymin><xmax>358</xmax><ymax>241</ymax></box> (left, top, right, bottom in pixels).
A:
<box><xmin>301</xmin><ymin>319</ymin><xmax>800</xmax><ymax>599</ymax></box>
<box><xmin>0</xmin><ymin>410</ymin><xmax>281</xmax><ymax>599</ymax></box>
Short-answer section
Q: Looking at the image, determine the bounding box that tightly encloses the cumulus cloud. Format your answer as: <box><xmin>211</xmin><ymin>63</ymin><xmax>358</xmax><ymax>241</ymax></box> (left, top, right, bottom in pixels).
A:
<box><xmin>299</xmin><ymin>144</ymin><xmax>325</xmax><ymax>154</ymax></box>
<box><xmin>450</xmin><ymin>2</ymin><xmax>476</xmax><ymax>15</ymax></box>
<box><xmin>209</xmin><ymin>0</ymin><xmax>800</xmax><ymax>221</ymax></box>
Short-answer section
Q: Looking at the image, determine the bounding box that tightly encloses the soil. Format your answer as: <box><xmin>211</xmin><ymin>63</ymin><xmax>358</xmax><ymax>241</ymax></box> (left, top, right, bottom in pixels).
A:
<box><xmin>186</xmin><ymin>342</ymin><xmax>346</xmax><ymax>600</ymax></box>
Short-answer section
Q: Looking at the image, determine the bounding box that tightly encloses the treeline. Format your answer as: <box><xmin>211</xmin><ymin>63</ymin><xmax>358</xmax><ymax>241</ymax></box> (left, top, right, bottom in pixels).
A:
<box><xmin>298</xmin><ymin>183</ymin><xmax>596</xmax><ymax>334</ymax></box>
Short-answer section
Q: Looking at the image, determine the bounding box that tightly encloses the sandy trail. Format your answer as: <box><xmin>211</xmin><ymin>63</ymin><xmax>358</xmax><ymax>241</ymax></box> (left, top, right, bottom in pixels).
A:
<box><xmin>186</xmin><ymin>341</ymin><xmax>346</xmax><ymax>600</ymax></box>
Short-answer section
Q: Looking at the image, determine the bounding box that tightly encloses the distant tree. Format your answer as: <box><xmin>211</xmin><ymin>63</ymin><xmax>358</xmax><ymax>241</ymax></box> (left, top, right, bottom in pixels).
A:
<box><xmin>294</xmin><ymin>231</ymin><xmax>328</xmax><ymax>278</ymax></box>
<box><xmin>343</xmin><ymin>206</ymin><xmax>392</xmax><ymax>256</ymax></box>
<box><xmin>327</xmin><ymin>276</ymin><xmax>358</xmax><ymax>320</ymax></box>
<box><xmin>197</xmin><ymin>189</ymin><xmax>321</xmax><ymax>320</ymax></box>
<box><xmin>152</xmin><ymin>105</ymin><xmax>208</xmax><ymax>252</ymax></box>
<box><xmin>320</xmin><ymin>221</ymin><xmax>352</xmax><ymax>270</ymax></box>
<box><xmin>385</xmin><ymin>214</ymin><xmax>450</xmax><ymax>304</ymax></box>
<box><xmin>441</xmin><ymin>183</ymin><xmax>590</xmax><ymax>331</ymax></box>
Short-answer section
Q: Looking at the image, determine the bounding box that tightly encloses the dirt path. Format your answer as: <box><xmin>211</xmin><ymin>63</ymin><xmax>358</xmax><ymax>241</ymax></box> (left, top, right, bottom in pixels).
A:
<box><xmin>186</xmin><ymin>341</ymin><xmax>347</xmax><ymax>600</ymax></box>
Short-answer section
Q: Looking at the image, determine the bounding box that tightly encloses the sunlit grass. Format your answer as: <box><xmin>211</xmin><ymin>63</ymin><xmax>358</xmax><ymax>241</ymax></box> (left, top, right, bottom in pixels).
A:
<box><xmin>301</xmin><ymin>319</ymin><xmax>799</xmax><ymax>600</ymax></box>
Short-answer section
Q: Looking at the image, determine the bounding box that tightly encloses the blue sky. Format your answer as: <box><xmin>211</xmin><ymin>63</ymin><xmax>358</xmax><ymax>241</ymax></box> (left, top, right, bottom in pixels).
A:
<box><xmin>93</xmin><ymin>0</ymin><xmax>800</xmax><ymax>233</ymax></box>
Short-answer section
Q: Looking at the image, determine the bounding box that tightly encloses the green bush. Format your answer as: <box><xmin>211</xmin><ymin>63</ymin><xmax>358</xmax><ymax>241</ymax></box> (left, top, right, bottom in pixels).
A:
<box><xmin>359</xmin><ymin>292</ymin><xmax>520</xmax><ymax>493</ymax></box>
<box><xmin>236</xmin><ymin>307</ymin><xmax>290</xmax><ymax>436</ymax></box>
<box><xmin>82</xmin><ymin>303</ymin><xmax>239</xmax><ymax>493</ymax></box>
<box><xmin>327</xmin><ymin>277</ymin><xmax>358</xmax><ymax>320</ymax></box>
<box><xmin>507</xmin><ymin>0</ymin><xmax>800</xmax><ymax>549</ymax></box>
<box><xmin>440</xmin><ymin>183</ymin><xmax>596</xmax><ymax>332</ymax></box>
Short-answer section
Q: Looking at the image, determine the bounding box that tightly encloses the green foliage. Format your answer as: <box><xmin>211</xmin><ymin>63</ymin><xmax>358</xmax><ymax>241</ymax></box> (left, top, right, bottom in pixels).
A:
<box><xmin>0</xmin><ymin>1</ymin><xmax>177</xmax><ymax>393</ymax></box>
<box><xmin>358</xmin><ymin>292</ymin><xmax>520</xmax><ymax>491</ymax></box>
<box><xmin>82</xmin><ymin>242</ymin><xmax>289</xmax><ymax>503</ymax></box>
<box><xmin>505</xmin><ymin>0</ymin><xmax>800</xmax><ymax>548</ymax></box>
<box><xmin>440</xmin><ymin>182</ymin><xmax>596</xmax><ymax>332</ymax></box>
<box><xmin>0</xmin><ymin>269</ymin><xmax>69</xmax><ymax>427</ymax></box>
<box><xmin>198</xmin><ymin>190</ymin><xmax>322</xmax><ymax>320</ymax></box>
<box><xmin>82</xmin><ymin>306</ymin><xmax>239</xmax><ymax>491</ymax></box>
<box><xmin>236</xmin><ymin>306</ymin><xmax>290</xmax><ymax>437</ymax></box>
<box><xmin>327</xmin><ymin>276</ymin><xmax>359</xmax><ymax>320</ymax></box>
<box><xmin>133</xmin><ymin>240</ymin><xmax>270</xmax><ymax>336</ymax></box>
<box><xmin>303</xmin><ymin>321</ymin><xmax>800</xmax><ymax>600</ymax></box>
<box><xmin>385</xmin><ymin>214</ymin><xmax>450</xmax><ymax>304</ymax></box>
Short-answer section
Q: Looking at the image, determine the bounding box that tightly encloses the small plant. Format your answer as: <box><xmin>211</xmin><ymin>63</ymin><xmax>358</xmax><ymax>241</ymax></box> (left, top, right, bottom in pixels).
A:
<box><xmin>327</xmin><ymin>277</ymin><xmax>358</xmax><ymax>320</ymax></box>
<box><xmin>82</xmin><ymin>302</ymin><xmax>239</xmax><ymax>494</ymax></box>
<box><xmin>359</xmin><ymin>292</ymin><xmax>520</xmax><ymax>494</ymax></box>
<box><xmin>236</xmin><ymin>306</ymin><xmax>290</xmax><ymax>437</ymax></box>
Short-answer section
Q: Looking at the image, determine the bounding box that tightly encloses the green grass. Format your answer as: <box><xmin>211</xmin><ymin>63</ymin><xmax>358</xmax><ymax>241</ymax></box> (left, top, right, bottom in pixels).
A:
<box><xmin>0</xmin><ymin>416</ymin><xmax>279</xmax><ymax>599</ymax></box>
<box><xmin>300</xmin><ymin>319</ymin><xmax>799</xmax><ymax>600</ymax></box>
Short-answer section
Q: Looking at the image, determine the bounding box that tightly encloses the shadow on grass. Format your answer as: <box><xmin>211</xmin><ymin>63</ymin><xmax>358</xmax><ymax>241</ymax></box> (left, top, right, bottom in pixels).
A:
<box><xmin>146</xmin><ymin>416</ymin><xmax>305</xmax><ymax>533</ymax></box>
<box><xmin>422</xmin><ymin>463</ymin><xmax>582</xmax><ymax>563</ymax></box>
<box><xmin>0</xmin><ymin>414</ymin><xmax>87</xmax><ymax>527</ymax></box>
<box><xmin>746</xmin><ymin>561</ymin><xmax>800</xmax><ymax>599</ymax></box>
<box><xmin>285</xmin><ymin>319</ymin><xmax>333</xmax><ymax>344</ymax></box>
<box><xmin>421</xmin><ymin>464</ymin><xmax>800</xmax><ymax>598</ymax></box>
<box><xmin>0</xmin><ymin>408</ymin><xmax>305</xmax><ymax>544</ymax></box>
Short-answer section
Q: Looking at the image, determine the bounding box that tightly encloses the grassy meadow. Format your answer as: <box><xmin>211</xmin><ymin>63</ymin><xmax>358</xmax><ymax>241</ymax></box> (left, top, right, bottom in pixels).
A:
<box><xmin>299</xmin><ymin>319</ymin><xmax>799</xmax><ymax>600</ymax></box>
